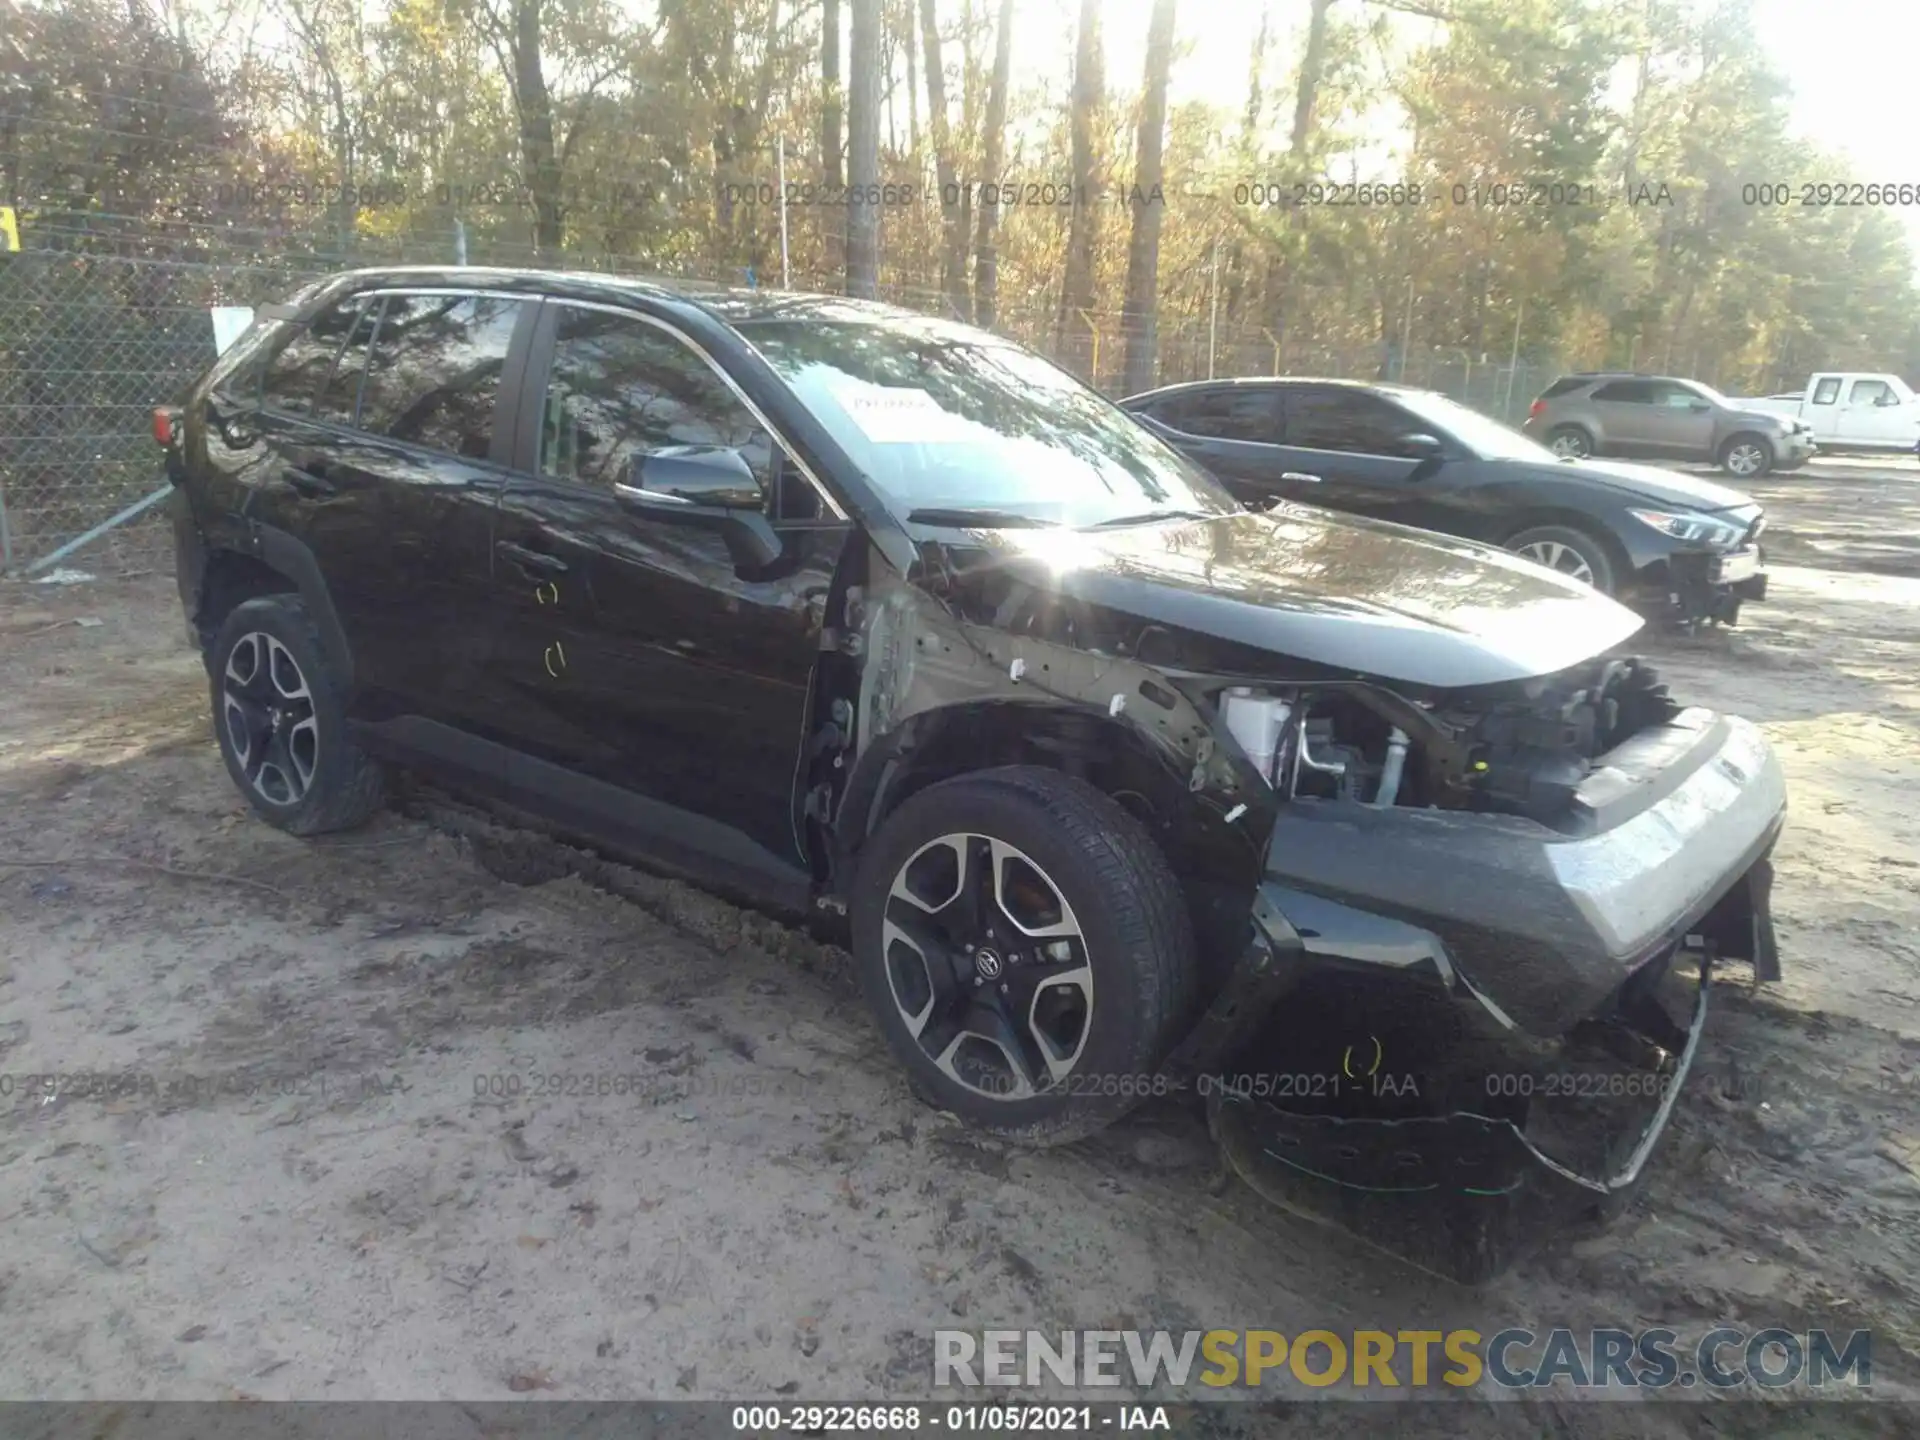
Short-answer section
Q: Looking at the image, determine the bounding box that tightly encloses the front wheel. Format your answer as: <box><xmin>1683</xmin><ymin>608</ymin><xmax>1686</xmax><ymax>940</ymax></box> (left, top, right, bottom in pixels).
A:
<box><xmin>1506</xmin><ymin>523</ymin><xmax>1618</xmax><ymax>594</ymax></box>
<box><xmin>1719</xmin><ymin>433</ymin><xmax>1774</xmax><ymax>478</ymax></box>
<box><xmin>850</xmin><ymin>766</ymin><xmax>1197</xmax><ymax>1146</ymax></box>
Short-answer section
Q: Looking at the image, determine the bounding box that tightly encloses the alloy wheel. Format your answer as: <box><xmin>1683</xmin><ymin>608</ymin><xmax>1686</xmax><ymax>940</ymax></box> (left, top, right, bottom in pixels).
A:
<box><xmin>881</xmin><ymin>833</ymin><xmax>1094</xmax><ymax>1100</ymax></box>
<box><xmin>1725</xmin><ymin>441</ymin><xmax>1767</xmax><ymax>477</ymax></box>
<box><xmin>1549</xmin><ymin>430</ymin><xmax>1590</xmax><ymax>458</ymax></box>
<box><xmin>1514</xmin><ymin>539</ymin><xmax>1597</xmax><ymax>587</ymax></box>
<box><xmin>221</xmin><ymin>631</ymin><xmax>319</xmax><ymax>806</ymax></box>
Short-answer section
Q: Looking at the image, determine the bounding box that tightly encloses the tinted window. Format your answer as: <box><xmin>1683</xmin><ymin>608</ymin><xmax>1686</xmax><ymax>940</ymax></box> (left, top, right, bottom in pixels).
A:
<box><xmin>1280</xmin><ymin>389</ymin><xmax>1430</xmax><ymax>457</ymax></box>
<box><xmin>1811</xmin><ymin>377</ymin><xmax>1842</xmax><ymax>404</ymax></box>
<box><xmin>540</xmin><ymin>307</ymin><xmax>772</xmax><ymax>493</ymax></box>
<box><xmin>1538</xmin><ymin>376</ymin><xmax>1591</xmax><ymax>399</ymax></box>
<box><xmin>1591</xmin><ymin>380</ymin><xmax>1656</xmax><ymax>403</ymax></box>
<box><xmin>1849</xmin><ymin>378</ymin><xmax>1893</xmax><ymax>406</ymax></box>
<box><xmin>260</xmin><ymin>297</ymin><xmax>371</xmax><ymax>415</ymax></box>
<box><xmin>354</xmin><ymin>294</ymin><xmax>524</xmax><ymax>458</ymax></box>
<box><xmin>1159</xmin><ymin>389</ymin><xmax>1278</xmax><ymax>442</ymax></box>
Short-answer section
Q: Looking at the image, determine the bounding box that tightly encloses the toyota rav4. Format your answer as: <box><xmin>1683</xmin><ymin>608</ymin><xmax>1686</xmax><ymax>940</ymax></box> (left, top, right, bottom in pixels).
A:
<box><xmin>162</xmin><ymin>268</ymin><xmax>1786</xmax><ymax>1278</ymax></box>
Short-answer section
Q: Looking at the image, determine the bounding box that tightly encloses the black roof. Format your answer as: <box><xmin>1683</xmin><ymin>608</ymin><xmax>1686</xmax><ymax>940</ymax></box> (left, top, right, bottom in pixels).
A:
<box><xmin>286</xmin><ymin>264</ymin><xmax>970</xmax><ymax>333</ymax></box>
<box><xmin>1120</xmin><ymin>376</ymin><xmax>1426</xmax><ymax>405</ymax></box>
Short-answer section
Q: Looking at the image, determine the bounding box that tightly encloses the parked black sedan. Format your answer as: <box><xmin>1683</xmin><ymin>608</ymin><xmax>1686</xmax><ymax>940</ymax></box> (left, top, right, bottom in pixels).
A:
<box><xmin>1121</xmin><ymin>377</ymin><xmax>1769</xmax><ymax>624</ymax></box>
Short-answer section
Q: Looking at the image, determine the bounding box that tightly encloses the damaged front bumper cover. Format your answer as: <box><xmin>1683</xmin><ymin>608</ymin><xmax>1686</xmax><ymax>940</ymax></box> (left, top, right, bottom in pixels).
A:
<box><xmin>1173</xmin><ymin>709</ymin><xmax>1786</xmax><ymax>1278</ymax></box>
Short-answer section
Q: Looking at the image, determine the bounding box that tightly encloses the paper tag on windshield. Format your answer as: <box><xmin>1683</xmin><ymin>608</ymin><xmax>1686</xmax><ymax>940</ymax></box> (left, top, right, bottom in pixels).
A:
<box><xmin>839</xmin><ymin>387</ymin><xmax>978</xmax><ymax>444</ymax></box>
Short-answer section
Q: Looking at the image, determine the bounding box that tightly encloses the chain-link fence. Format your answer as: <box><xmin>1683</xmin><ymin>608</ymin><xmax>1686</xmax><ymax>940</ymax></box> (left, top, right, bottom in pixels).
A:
<box><xmin>0</xmin><ymin>229</ymin><xmax>1568</xmax><ymax>574</ymax></box>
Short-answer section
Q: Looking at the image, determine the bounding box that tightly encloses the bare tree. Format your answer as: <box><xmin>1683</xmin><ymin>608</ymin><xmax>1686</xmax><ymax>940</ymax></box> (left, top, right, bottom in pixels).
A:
<box><xmin>1119</xmin><ymin>0</ymin><xmax>1176</xmax><ymax>395</ymax></box>
<box><xmin>821</xmin><ymin>0</ymin><xmax>842</xmax><ymax>188</ymax></box>
<box><xmin>970</xmin><ymin>0</ymin><xmax>1013</xmax><ymax>326</ymax></box>
<box><xmin>920</xmin><ymin>0</ymin><xmax>967</xmax><ymax>316</ymax></box>
<box><xmin>1056</xmin><ymin>0</ymin><xmax>1103</xmax><ymax>373</ymax></box>
<box><xmin>845</xmin><ymin>0</ymin><xmax>882</xmax><ymax>296</ymax></box>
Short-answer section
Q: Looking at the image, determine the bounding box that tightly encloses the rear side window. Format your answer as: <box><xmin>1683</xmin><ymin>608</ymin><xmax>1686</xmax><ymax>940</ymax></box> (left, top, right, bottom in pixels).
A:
<box><xmin>1537</xmin><ymin>376</ymin><xmax>1590</xmax><ymax>400</ymax></box>
<box><xmin>356</xmin><ymin>294</ymin><xmax>526</xmax><ymax>458</ymax></box>
<box><xmin>1156</xmin><ymin>388</ymin><xmax>1278</xmax><ymax>443</ymax></box>
<box><xmin>260</xmin><ymin>297</ymin><xmax>371</xmax><ymax>415</ymax></box>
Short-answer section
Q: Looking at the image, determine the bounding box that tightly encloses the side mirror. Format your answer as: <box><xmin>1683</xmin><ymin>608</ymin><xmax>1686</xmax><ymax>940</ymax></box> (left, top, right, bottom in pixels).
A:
<box><xmin>1878</xmin><ymin>393</ymin><xmax>1900</xmax><ymax>407</ymax></box>
<box><xmin>1399</xmin><ymin>431</ymin><xmax>1446</xmax><ymax>458</ymax></box>
<box><xmin>1689</xmin><ymin>400</ymin><xmax>1711</xmax><ymax>412</ymax></box>
<box><xmin>614</xmin><ymin>446</ymin><xmax>782</xmax><ymax>572</ymax></box>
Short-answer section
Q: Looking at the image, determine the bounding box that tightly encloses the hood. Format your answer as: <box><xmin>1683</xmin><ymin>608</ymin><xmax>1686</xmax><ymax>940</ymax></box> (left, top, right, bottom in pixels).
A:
<box><xmin>944</xmin><ymin>505</ymin><xmax>1644</xmax><ymax>690</ymax></box>
<box><xmin>1516</xmin><ymin>456</ymin><xmax>1758</xmax><ymax>513</ymax></box>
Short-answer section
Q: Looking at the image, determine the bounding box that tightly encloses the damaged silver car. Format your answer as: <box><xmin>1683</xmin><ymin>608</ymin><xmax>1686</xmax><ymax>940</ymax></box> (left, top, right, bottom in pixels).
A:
<box><xmin>167</xmin><ymin>272</ymin><xmax>1786</xmax><ymax>1278</ymax></box>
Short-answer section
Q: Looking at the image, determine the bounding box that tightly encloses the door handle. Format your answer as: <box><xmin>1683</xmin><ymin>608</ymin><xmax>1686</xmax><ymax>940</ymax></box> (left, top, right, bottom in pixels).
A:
<box><xmin>283</xmin><ymin>465</ymin><xmax>335</xmax><ymax>497</ymax></box>
<box><xmin>1281</xmin><ymin>471</ymin><xmax>1323</xmax><ymax>484</ymax></box>
<box><xmin>496</xmin><ymin>541</ymin><xmax>569</xmax><ymax>576</ymax></box>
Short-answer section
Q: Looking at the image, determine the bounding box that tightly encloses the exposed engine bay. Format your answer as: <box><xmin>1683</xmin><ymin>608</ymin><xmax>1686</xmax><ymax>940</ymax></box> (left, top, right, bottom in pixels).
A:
<box><xmin>811</xmin><ymin>537</ymin><xmax>1786</xmax><ymax>1280</ymax></box>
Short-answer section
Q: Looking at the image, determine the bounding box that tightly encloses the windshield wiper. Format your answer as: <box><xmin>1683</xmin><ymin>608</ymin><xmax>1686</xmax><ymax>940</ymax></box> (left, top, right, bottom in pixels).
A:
<box><xmin>1081</xmin><ymin>508</ymin><xmax>1213</xmax><ymax>530</ymax></box>
<box><xmin>906</xmin><ymin>507</ymin><xmax>1061</xmax><ymax>528</ymax></box>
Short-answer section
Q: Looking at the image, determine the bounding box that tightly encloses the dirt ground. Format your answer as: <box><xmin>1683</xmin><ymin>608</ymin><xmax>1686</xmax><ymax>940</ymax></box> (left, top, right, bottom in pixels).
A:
<box><xmin>3</xmin><ymin>460</ymin><xmax>1919</xmax><ymax>1432</ymax></box>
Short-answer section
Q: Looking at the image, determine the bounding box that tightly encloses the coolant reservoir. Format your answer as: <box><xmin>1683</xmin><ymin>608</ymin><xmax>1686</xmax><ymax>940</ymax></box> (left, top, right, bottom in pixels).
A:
<box><xmin>1219</xmin><ymin>686</ymin><xmax>1292</xmax><ymax>786</ymax></box>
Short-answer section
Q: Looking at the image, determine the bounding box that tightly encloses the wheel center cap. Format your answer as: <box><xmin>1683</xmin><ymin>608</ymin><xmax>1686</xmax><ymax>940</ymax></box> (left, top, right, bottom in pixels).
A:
<box><xmin>974</xmin><ymin>947</ymin><xmax>1003</xmax><ymax>980</ymax></box>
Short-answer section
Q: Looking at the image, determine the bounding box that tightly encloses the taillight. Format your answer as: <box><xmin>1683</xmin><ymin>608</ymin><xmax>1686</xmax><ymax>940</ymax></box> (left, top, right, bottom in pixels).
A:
<box><xmin>152</xmin><ymin>406</ymin><xmax>177</xmax><ymax>447</ymax></box>
<box><xmin>1527</xmin><ymin>399</ymin><xmax>1546</xmax><ymax>419</ymax></box>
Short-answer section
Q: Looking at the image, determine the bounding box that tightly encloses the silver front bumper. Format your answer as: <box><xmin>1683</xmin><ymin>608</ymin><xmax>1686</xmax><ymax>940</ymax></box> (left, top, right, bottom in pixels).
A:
<box><xmin>1256</xmin><ymin>709</ymin><xmax>1786</xmax><ymax>1035</ymax></box>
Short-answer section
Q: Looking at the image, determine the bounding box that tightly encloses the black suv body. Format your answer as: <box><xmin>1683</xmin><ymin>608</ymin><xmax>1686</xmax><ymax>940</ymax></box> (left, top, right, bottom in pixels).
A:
<box><xmin>1121</xmin><ymin>377</ymin><xmax>1770</xmax><ymax>627</ymax></box>
<box><xmin>165</xmin><ymin>269</ymin><xmax>1785</xmax><ymax>1275</ymax></box>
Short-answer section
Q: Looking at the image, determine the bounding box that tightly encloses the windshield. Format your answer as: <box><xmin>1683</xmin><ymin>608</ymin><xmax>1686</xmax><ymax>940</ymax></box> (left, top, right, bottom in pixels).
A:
<box><xmin>738</xmin><ymin>317</ymin><xmax>1238</xmax><ymax>528</ymax></box>
<box><xmin>1389</xmin><ymin>389</ymin><xmax>1560</xmax><ymax>462</ymax></box>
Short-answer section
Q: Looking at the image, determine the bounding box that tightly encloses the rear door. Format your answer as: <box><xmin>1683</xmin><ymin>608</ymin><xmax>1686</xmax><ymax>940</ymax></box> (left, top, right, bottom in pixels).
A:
<box><xmin>244</xmin><ymin>288</ymin><xmax>520</xmax><ymax>726</ymax></box>
<box><xmin>1585</xmin><ymin>379</ymin><xmax>1662</xmax><ymax>455</ymax></box>
<box><xmin>298</xmin><ymin>288</ymin><xmax>532</xmax><ymax>727</ymax></box>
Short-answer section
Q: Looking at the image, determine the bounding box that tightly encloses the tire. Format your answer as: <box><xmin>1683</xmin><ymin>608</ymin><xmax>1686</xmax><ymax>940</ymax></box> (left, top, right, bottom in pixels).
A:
<box><xmin>851</xmin><ymin>765</ymin><xmax>1197</xmax><ymax>1146</ymax></box>
<box><xmin>208</xmin><ymin>595</ymin><xmax>387</xmax><ymax>835</ymax></box>
<box><xmin>1545</xmin><ymin>425</ymin><xmax>1593</xmax><ymax>460</ymax></box>
<box><xmin>1505</xmin><ymin>523</ymin><xmax>1618</xmax><ymax>594</ymax></box>
<box><xmin>1718</xmin><ymin>432</ymin><xmax>1774</xmax><ymax>479</ymax></box>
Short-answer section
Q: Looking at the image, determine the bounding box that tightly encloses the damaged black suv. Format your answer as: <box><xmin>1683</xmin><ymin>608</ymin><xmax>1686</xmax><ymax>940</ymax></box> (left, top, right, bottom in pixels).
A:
<box><xmin>165</xmin><ymin>269</ymin><xmax>1785</xmax><ymax>1271</ymax></box>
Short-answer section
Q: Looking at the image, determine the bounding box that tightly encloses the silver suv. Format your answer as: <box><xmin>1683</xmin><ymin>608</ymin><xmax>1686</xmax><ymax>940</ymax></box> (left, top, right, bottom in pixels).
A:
<box><xmin>1524</xmin><ymin>373</ymin><xmax>1815</xmax><ymax>478</ymax></box>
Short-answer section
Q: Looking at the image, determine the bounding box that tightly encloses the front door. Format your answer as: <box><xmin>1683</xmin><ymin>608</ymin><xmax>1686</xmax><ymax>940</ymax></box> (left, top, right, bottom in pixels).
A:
<box><xmin>1138</xmin><ymin>387</ymin><xmax>1285</xmax><ymax>501</ymax></box>
<box><xmin>490</xmin><ymin>300</ymin><xmax>851</xmax><ymax>882</ymax></box>
<box><xmin>1265</xmin><ymin>385</ymin><xmax>1451</xmax><ymax>528</ymax></box>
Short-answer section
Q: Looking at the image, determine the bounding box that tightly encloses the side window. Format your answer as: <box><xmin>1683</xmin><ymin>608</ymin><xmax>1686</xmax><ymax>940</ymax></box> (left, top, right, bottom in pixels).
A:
<box><xmin>260</xmin><ymin>297</ymin><xmax>370</xmax><ymax>415</ymax></box>
<box><xmin>1538</xmin><ymin>376</ymin><xmax>1590</xmax><ymax>400</ymax></box>
<box><xmin>1281</xmin><ymin>389</ymin><xmax>1428</xmax><ymax>457</ymax></box>
<box><xmin>356</xmin><ymin>294</ymin><xmax>525</xmax><ymax>458</ymax></box>
<box><xmin>1811</xmin><ymin>377</ymin><xmax>1842</xmax><ymax>405</ymax></box>
<box><xmin>1848</xmin><ymin>378</ymin><xmax>1892</xmax><ymax>406</ymax></box>
<box><xmin>312</xmin><ymin>302</ymin><xmax>380</xmax><ymax>425</ymax></box>
<box><xmin>1650</xmin><ymin>382</ymin><xmax>1701</xmax><ymax>408</ymax></box>
<box><xmin>1160</xmin><ymin>389</ymin><xmax>1277</xmax><ymax>443</ymax></box>
<box><xmin>1591</xmin><ymin>380</ymin><xmax>1654</xmax><ymax>404</ymax></box>
<box><xmin>538</xmin><ymin>306</ymin><xmax>771</xmax><ymax>495</ymax></box>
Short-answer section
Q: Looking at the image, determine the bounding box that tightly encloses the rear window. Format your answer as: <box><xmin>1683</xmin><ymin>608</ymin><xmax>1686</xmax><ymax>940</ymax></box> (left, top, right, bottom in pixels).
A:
<box><xmin>1538</xmin><ymin>376</ymin><xmax>1592</xmax><ymax>400</ymax></box>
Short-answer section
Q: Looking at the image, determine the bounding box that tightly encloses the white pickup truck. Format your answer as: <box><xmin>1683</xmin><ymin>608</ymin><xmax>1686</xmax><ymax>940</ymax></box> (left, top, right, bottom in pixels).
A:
<box><xmin>1738</xmin><ymin>372</ymin><xmax>1920</xmax><ymax>456</ymax></box>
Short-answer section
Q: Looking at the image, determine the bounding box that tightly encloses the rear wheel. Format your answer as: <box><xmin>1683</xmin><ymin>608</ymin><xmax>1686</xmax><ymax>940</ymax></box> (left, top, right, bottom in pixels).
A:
<box><xmin>851</xmin><ymin>766</ymin><xmax>1196</xmax><ymax>1146</ymax></box>
<box><xmin>1718</xmin><ymin>433</ymin><xmax>1774</xmax><ymax>478</ymax></box>
<box><xmin>1546</xmin><ymin>425</ymin><xmax>1593</xmax><ymax>460</ymax></box>
<box><xmin>1506</xmin><ymin>523</ymin><xmax>1617</xmax><ymax>594</ymax></box>
<box><xmin>209</xmin><ymin>595</ymin><xmax>387</xmax><ymax>835</ymax></box>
